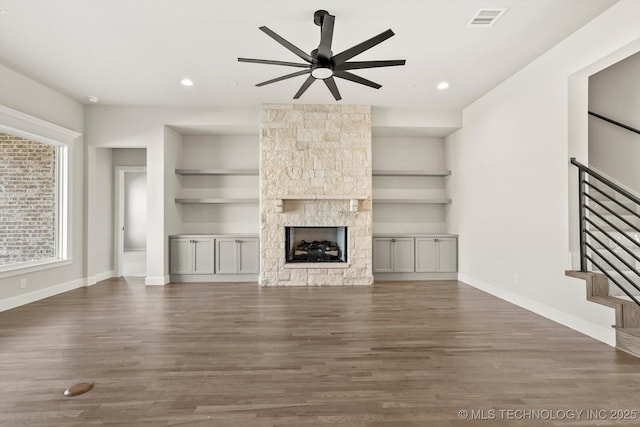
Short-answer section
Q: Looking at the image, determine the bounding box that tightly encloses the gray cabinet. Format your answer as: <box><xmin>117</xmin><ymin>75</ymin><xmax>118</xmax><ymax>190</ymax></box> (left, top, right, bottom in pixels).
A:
<box><xmin>415</xmin><ymin>237</ymin><xmax>457</xmax><ymax>273</ymax></box>
<box><xmin>170</xmin><ymin>237</ymin><xmax>215</xmax><ymax>275</ymax></box>
<box><xmin>373</xmin><ymin>237</ymin><xmax>415</xmax><ymax>273</ymax></box>
<box><xmin>216</xmin><ymin>237</ymin><xmax>259</xmax><ymax>274</ymax></box>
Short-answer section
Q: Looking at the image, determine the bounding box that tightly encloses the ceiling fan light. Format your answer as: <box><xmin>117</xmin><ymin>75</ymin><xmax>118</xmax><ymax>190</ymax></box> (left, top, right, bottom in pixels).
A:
<box><xmin>311</xmin><ymin>67</ymin><xmax>333</xmax><ymax>79</ymax></box>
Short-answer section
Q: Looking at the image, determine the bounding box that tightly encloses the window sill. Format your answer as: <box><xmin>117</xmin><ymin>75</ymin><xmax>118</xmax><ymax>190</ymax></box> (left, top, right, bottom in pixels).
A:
<box><xmin>0</xmin><ymin>258</ymin><xmax>73</xmax><ymax>279</ymax></box>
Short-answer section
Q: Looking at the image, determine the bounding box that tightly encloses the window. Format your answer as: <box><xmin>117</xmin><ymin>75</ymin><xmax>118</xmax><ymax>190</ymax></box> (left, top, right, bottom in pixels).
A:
<box><xmin>0</xmin><ymin>105</ymin><xmax>78</xmax><ymax>277</ymax></box>
<box><xmin>0</xmin><ymin>132</ymin><xmax>65</xmax><ymax>267</ymax></box>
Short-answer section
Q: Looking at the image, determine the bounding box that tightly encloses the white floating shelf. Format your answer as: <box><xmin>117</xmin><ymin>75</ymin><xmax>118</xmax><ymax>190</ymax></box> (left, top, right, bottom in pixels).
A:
<box><xmin>175</xmin><ymin>198</ymin><xmax>259</xmax><ymax>204</ymax></box>
<box><xmin>373</xmin><ymin>198</ymin><xmax>452</xmax><ymax>204</ymax></box>
<box><xmin>175</xmin><ymin>169</ymin><xmax>259</xmax><ymax>176</ymax></box>
<box><xmin>373</xmin><ymin>170</ymin><xmax>451</xmax><ymax>177</ymax></box>
<box><xmin>278</xmin><ymin>195</ymin><xmax>368</xmax><ymax>201</ymax></box>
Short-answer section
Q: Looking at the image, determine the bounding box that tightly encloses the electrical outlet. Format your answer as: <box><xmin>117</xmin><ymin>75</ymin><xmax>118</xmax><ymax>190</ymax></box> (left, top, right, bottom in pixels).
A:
<box><xmin>513</xmin><ymin>273</ymin><xmax>519</xmax><ymax>283</ymax></box>
<box><xmin>20</xmin><ymin>278</ymin><xmax>27</xmax><ymax>289</ymax></box>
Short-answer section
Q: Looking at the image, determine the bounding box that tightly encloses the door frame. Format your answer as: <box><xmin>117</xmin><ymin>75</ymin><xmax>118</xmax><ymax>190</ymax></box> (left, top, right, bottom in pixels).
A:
<box><xmin>114</xmin><ymin>166</ymin><xmax>147</xmax><ymax>277</ymax></box>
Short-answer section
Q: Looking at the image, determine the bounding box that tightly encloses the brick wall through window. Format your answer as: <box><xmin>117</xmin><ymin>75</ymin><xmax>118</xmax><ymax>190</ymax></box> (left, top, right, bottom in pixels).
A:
<box><xmin>0</xmin><ymin>132</ymin><xmax>57</xmax><ymax>266</ymax></box>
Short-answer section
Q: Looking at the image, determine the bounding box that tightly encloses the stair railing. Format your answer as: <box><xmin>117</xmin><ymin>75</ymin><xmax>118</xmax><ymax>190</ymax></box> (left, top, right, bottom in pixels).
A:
<box><xmin>571</xmin><ymin>158</ymin><xmax>640</xmax><ymax>306</ymax></box>
<box><xmin>589</xmin><ymin>111</ymin><xmax>640</xmax><ymax>136</ymax></box>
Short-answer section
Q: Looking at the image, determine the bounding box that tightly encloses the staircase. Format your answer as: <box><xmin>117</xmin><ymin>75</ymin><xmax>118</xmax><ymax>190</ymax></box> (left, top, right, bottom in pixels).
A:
<box><xmin>566</xmin><ymin>271</ymin><xmax>640</xmax><ymax>357</ymax></box>
<box><xmin>587</xmin><ymin>182</ymin><xmax>640</xmax><ymax>297</ymax></box>
<box><xmin>568</xmin><ymin>158</ymin><xmax>640</xmax><ymax>357</ymax></box>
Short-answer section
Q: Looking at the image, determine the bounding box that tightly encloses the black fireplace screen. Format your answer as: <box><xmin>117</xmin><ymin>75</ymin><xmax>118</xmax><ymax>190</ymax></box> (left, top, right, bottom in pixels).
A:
<box><xmin>285</xmin><ymin>226</ymin><xmax>347</xmax><ymax>263</ymax></box>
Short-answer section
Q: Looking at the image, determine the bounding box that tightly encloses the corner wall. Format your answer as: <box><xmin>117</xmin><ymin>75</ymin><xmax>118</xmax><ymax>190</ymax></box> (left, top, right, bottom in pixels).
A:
<box><xmin>0</xmin><ymin>64</ymin><xmax>85</xmax><ymax>310</ymax></box>
<box><xmin>589</xmin><ymin>51</ymin><xmax>640</xmax><ymax>193</ymax></box>
<box><xmin>445</xmin><ymin>0</ymin><xmax>640</xmax><ymax>345</ymax></box>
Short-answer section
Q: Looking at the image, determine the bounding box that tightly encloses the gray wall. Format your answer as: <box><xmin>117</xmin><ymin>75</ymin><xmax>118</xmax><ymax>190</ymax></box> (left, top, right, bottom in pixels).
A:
<box><xmin>0</xmin><ymin>64</ymin><xmax>84</xmax><ymax>305</ymax></box>
<box><xmin>589</xmin><ymin>51</ymin><xmax>640</xmax><ymax>192</ymax></box>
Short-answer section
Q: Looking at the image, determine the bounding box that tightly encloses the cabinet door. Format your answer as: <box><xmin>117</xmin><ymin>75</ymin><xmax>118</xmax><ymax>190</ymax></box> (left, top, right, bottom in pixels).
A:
<box><xmin>415</xmin><ymin>238</ymin><xmax>437</xmax><ymax>272</ymax></box>
<box><xmin>216</xmin><ymin>238</ymin><xmax>238</xmax><ymax>274</ymax></box>
<box><xmin>170</xmin><ymin>239</ymin><xmax>193</xmax><ymax>274</ymax></box>
<box><xmin>237</xmin><ymin>238</ymin><xmax>259</xmax><ymax>274</ymax></box>
<box><xmin>373</xmin><ymin>238</ymin><xmax>393</xmax><ymax>273</ymax></box>
<box><xmin>392</xmin><ymin>238</ymin><xmax>415</xmax><ymax>272</ymax></box>
<box><xmin>437</xmin><ymin>238</ymin><xmax>457</xmax><ymax>272</ymax></box>
<box><xmin>193</xmin><ymin>238</ymin><xmax>215</xmax><ymax>274</ymax></box>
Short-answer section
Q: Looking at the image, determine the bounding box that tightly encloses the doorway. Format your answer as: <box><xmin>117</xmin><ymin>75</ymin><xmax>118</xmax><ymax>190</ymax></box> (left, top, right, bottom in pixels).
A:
<box><xmin>115</xmin><ymin>166</ymin><xmax>147</xmax><ymax>277</ymax></box>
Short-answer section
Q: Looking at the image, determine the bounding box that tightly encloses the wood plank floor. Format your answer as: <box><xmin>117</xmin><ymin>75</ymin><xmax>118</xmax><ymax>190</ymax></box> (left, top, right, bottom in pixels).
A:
<box><xmin>1</xmin><ymin>279</ymin><xmax>640</xmax><ymax>426</ymax></box>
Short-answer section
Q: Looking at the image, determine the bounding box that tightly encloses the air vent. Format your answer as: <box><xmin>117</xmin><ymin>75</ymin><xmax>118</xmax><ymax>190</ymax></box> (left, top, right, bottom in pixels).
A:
<box><xmin>468</xmin><ymin>8</ymin><xmax>507</xmax><ymax>27</ymax></box>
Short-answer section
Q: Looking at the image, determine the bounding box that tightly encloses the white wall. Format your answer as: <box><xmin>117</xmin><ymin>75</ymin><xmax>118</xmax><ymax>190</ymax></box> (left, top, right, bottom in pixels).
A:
<box><xmin>113</xmin><ymin>148</ymin><xmax>147</xmax><ymax>167</ymax></box>
<box><xmin>0</xmin><ymin>64</ymin><xmax>85</xmax><ymax>308</ymax></box>
<box><xmin>445</xmin><ymin>1</ymin><xmax>640</xmax><ymax>345</ymax></box>
<box><xmin>589</xmin><ymin>51</ymin><xmax>640</xmax><ymax>192</ymax></box>
<box><xmin>93</xmin><ymin>148</ymin><xmax>113</xmax><ymax>275</ymax></box>
<box><xmin>162</xmin><ymin>127</ymin><xmax>183</xmax><ymax>281</ymax></box>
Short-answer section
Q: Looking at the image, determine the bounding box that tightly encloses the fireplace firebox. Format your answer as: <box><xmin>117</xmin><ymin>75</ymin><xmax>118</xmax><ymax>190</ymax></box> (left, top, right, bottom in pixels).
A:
<box><xmin>285</xmin><ymin>226</ymin><xmax>347</xmax><ymax>263</ymax></box>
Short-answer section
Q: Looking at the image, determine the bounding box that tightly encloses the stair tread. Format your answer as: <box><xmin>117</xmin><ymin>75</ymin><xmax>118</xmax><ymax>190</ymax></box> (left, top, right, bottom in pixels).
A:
<box><xmin>588</xmin><ymin>295</ymin><xmax>627</xmax><ymax>308</ymax></box>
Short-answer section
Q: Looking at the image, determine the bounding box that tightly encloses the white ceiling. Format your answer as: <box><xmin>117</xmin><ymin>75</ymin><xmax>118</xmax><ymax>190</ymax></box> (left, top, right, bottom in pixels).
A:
<box><xmin>0</xmin><ymin>0</ymin><xmax>617</xmax><ymax>109</ymax></box>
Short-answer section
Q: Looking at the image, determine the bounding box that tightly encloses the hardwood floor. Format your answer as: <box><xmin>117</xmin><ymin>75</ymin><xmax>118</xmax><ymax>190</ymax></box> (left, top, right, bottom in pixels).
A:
<box><xmin>1</xmin><ymin>279</ymin><xmax>640</xmax><ymax>426</ymax></box>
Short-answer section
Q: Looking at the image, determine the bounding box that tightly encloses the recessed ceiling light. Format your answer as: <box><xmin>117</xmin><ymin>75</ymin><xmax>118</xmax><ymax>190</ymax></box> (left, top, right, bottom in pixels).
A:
<box><xmin>180</xmin><ymin>78</ymin><xmax>194</xmax><ymax>87</ymax></box>
<box><xmin>87</xmin><ymin>96</ymin><xmax>100</xmax><ymax>103</ymax></box>
<box><xmin>437</xmin><ymin>82</ymin><xmax>450</xmax><ymax>90</ymax></box>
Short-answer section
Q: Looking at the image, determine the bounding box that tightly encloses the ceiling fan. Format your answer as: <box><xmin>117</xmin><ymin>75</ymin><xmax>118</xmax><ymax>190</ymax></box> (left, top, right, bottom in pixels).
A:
<box><xmin>238</xmin><ymin>10</ymin><xmax>406</xmax><ymax>101</ymax></box>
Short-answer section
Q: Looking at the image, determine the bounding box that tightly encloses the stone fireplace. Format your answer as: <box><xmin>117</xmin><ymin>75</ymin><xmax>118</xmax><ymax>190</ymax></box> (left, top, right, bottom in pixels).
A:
<box><xmin>259</xmin><ymin>104</ymin><xmax>373</xmax><ymax>286</ymax></box>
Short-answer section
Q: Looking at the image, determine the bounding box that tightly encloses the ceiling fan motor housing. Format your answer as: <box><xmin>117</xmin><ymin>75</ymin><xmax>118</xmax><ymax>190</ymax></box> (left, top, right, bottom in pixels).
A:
<box><xmin>314</xmin><ymin>10</ymin><xmax>330</xmax><ymax>26</ymax></box>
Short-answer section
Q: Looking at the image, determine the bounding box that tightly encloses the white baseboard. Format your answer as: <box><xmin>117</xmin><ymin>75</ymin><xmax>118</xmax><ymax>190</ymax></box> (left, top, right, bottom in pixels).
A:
<box><xmin>458</xmin><ymin>273</ymin><xmax>615</xmax><ymax>346</ymax></box>
<box><xmin>0</xmin><ymin>277</ymin><xmax>85</xmax><ymax>312</ymax></box>
<box><xmin>145</xmin><ymin>275</ymin><xmax>169</xmax><ymax>286</ymax></box>
<box><xmin>86</xmin><ymin>270</ymin><xmax>116</xmax><ymax>286</ymax></box>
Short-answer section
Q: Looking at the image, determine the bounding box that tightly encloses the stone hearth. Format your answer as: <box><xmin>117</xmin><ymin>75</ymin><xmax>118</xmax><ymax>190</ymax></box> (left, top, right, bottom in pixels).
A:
<box><xmin>259</xmin><ymin>104</ymin><xmax>373</xmax><ymax>286</ymax></box>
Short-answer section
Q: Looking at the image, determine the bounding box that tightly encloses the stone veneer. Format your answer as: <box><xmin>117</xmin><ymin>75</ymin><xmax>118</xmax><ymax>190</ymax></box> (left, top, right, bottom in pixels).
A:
<box><xmin>0</xmin><ymin>132</ymin><xmax>56</xmax><ymax>266</ymax></box>
<box><xmin>259</xmin><ymin>104</ymin><xmax>373</xmax><ymax>286</ymax></box>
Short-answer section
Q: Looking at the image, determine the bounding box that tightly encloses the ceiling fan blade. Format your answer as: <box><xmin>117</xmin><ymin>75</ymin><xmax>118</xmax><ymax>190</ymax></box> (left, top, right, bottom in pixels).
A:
<box><xmin>331</xmin><ymin>29</ymin><xmax>395</xmax><ymax>65</ymax></box>
<box><xmin>317</xmin><ymin>14</ymin><xmax>335</xmax><ymax>60</ymax></box>
<box><xmin>293</xmin><ymin>75</ymin><xmax>316</xmax><ymax>99</ymax></box>
<box><xmin>238</xmin><ymin>58</ymin><xmax>310</xmax><ymax>68</ymax></box>
<box><xmin>333</xmin><ymin>71</ymin><xmax>381</xmax><ymax>89</ymax></box>
<box><xmin>259</xmin><ymin>26</ymin><xmax>315</xmax><ymax>63</ymax></box>
<box><xmin>334</xmin><ymin>59</ymin><xmax>406</xmax><ymax>71</ymax></box>
<box><xmin>256</xmin><ymin>70</ymin><xmax>310</xmax><ymax>87</ymax></box>
<box><xmin>323</xmin><ymin>76</ymin><xmax>342</xmax><ymax>101</ymax></box>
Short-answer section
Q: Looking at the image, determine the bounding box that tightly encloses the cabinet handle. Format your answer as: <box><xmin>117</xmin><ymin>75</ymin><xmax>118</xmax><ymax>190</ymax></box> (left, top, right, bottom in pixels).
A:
<box><xmin>434</xmin><ymin>238</ymin><xmax>439</xmax><ymax>242</ymax></box>
<box><xmin>391</xmin><ymin>238</ymin><xmax>396</xmax><ymax>243</ymax></box>
<box><xmin>235</xmin><ymin>239</ymin><xmax>241</xmax><ymax>243</ymax></box>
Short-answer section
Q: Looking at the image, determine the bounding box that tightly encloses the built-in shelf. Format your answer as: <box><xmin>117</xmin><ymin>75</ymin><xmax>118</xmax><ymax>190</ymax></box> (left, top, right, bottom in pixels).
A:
<box><xmin>175</xmin><ymin>198</ymin><xmax>259</xmax><ymax>204</ymax></box>
<box><xmin>278</xmin><ymin>195</ymin><xmax>368</xmax><ymax>201</ymax></box>
<box><xmin>175</xmin><ymin>169</ymin><xmax>259</xmax><ymax>176</ymax></box>
<box><xmin>372</xmin><ymin>170</ymin><xmax>451</xmax><ymax>177</ymax></box>
<box><xmin>373</xmin><ymin>198</ymin><xmax>452</xmax><ymax>204</ymax></box>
